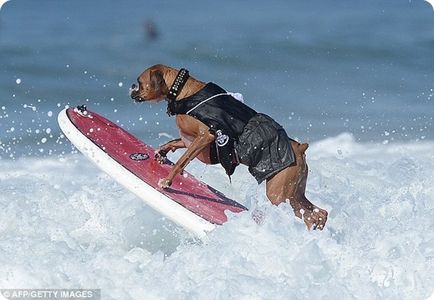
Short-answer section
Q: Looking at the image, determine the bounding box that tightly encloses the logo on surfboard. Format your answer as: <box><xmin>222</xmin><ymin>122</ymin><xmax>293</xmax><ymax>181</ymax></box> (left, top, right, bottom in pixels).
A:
<box><xmin>129</xmin><ymin>153</ymin><xmax>150</xmax><ymax>161</ymax></box>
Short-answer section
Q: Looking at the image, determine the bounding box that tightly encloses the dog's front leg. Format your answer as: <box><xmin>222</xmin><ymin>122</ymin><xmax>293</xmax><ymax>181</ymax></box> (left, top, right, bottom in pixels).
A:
<box><xmin>155</xmin><ymin>138</ymin><xmax>186</xmax><ymax>163</ymax></box>
<box><xmin>158</xmin><ymin>130</ymin><xmax>215</xmax><ymax>188</ymax></box>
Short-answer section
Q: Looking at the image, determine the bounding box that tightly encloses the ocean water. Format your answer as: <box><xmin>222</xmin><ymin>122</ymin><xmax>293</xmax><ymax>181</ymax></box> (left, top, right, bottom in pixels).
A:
<box><xmin>0</xmin><ymin>0</ymin><xmax>434</xmax><ymax>299</ymax></box>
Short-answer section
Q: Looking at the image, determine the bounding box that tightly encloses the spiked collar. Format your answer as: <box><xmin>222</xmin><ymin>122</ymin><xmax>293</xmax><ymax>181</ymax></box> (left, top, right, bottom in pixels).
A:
<box><xmin>166</xmin><ymin>68</ymin><xmax>189</xmax><ymax>115</ymax></box>
<box><xmin>167</xmin><ymin>68</ymin><xmax>189</xmax><ymax>100</ymax></box>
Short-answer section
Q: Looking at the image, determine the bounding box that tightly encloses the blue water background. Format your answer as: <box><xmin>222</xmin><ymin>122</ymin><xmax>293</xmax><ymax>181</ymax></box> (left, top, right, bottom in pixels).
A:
<box><xmin>0</xmin><ymin>0</ymin><xmax>433</xmax><ymax>158</ymax></box>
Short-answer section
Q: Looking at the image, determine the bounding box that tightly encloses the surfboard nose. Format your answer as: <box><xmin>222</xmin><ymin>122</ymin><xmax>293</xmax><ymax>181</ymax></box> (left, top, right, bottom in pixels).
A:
<box><xmin>129</xmin><ymin>83</ymin><xmax>139</xmax><ymax>97</ymax></box>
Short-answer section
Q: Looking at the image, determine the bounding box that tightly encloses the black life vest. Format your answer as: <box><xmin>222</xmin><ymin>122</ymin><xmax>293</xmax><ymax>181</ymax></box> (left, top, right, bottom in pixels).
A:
<box><xmin>167</xmin><ymin>82</ymin><xmax>257</xmax><ymax>177</ymax></box>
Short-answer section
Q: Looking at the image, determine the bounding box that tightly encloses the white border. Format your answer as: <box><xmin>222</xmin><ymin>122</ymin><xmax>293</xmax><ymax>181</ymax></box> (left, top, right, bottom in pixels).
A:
<box><xmin>58</xmin><ymin>108</ymin><xmax>215</xmax><ymax>238</ymax></box>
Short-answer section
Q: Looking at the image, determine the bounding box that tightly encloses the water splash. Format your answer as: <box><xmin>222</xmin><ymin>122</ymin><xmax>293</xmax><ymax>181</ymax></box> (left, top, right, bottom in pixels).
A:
<box><xmin>0</xmin><ymin>134</ymin><xmax>433</xmax><ymax>299</ymax></box>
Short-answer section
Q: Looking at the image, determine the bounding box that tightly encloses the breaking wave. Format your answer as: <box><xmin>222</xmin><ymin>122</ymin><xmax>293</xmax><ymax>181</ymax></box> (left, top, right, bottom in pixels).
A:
<box><xmin>0</xmin><ymin>133</ymin><xmax>433</xmax><ymax>299</ymax></box>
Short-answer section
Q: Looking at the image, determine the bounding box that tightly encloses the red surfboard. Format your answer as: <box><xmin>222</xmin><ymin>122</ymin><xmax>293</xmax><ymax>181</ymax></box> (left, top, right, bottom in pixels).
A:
<box><xmin>58</xmin><ymin>106</ymin><xmax>247</xmax><ymax>237</ymax></box>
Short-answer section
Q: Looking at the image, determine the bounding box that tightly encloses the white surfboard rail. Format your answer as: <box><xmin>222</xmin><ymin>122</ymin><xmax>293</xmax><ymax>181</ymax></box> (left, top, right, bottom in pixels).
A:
<box><xmin>58</xmin><ymin>108</ymin><xmax>215</xmax><ymax>238</ymax></box>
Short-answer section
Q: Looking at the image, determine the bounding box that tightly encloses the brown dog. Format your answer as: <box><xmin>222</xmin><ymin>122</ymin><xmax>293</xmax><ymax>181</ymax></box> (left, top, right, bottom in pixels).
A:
<box><xmin>130</xmin><ymin>64</ymin><xmax>328</xmax><ymax>230</ymax></box>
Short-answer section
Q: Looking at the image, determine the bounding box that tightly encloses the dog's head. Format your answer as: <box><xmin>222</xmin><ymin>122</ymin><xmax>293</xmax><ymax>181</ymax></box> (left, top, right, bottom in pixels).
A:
<box><xmin>130</xmin><ymin>64</ymin><xmax>169</xmax><ymax>102</ymax></box>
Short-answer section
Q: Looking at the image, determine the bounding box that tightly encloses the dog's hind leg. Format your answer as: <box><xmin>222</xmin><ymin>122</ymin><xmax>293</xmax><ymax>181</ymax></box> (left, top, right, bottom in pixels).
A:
<box><xmin>295</xmin><ymin>163</ymin><xmax>328</xmax><ymax>230</ymax></box>
<box><xmin>265</xmin><ymin>141</ymin><xmax>328</xmax><ymax>230</ymax></box>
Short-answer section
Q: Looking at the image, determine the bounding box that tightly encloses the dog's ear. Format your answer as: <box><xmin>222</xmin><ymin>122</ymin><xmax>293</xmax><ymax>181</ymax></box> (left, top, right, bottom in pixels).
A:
<box><xmin>149</xmin><ymin>68</ymin><xmax>168</xmax><ymax>96</ymax></box>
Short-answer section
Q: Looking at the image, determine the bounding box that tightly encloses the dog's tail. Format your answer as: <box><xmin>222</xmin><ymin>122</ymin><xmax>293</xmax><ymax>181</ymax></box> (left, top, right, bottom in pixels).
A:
<box><xmin>299</xmin><ymin>143</ymin><xmax>308</xmax><ymax>154</ymax></box>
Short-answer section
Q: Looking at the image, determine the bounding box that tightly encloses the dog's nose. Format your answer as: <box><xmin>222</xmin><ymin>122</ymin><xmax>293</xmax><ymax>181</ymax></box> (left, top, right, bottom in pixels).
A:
<box><xmin>131</xmin><ymin>83</ymin><xmax>137</xmax><ymax>90</ymax></box>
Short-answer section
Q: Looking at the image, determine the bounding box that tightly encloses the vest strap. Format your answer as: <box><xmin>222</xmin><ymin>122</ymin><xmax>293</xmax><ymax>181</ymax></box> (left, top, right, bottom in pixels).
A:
<box><xmin>186</xmin><ymin>93</ymin><xmax>231</xmax><ymax>115</ymax></box>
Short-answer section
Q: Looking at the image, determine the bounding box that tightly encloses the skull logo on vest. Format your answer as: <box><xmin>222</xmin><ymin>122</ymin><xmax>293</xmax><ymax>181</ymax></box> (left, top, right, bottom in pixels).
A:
<box><xmin>215</xmin><ymin>130</ymin><xmax>229</xmax><ymax>147</ymax></box>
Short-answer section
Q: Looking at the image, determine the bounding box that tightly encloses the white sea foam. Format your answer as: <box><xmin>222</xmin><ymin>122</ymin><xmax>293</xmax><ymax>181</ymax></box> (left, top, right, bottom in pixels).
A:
<box><xmin>0</xmin><ymin>133</ymin><xmax>433</xmax><ymax>299</ymax></box>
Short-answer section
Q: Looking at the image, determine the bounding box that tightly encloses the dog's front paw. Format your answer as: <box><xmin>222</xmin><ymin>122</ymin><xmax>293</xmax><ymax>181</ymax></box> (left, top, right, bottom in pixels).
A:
<box><xmin>158</xmin><ymin>178</ymin><xmax>172</xmax><ymax>189</ymax></box>
<box><xmin>154</xmin><ymin>149</ymin><xmax>168</xmax><ymax>164</ymax></box>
